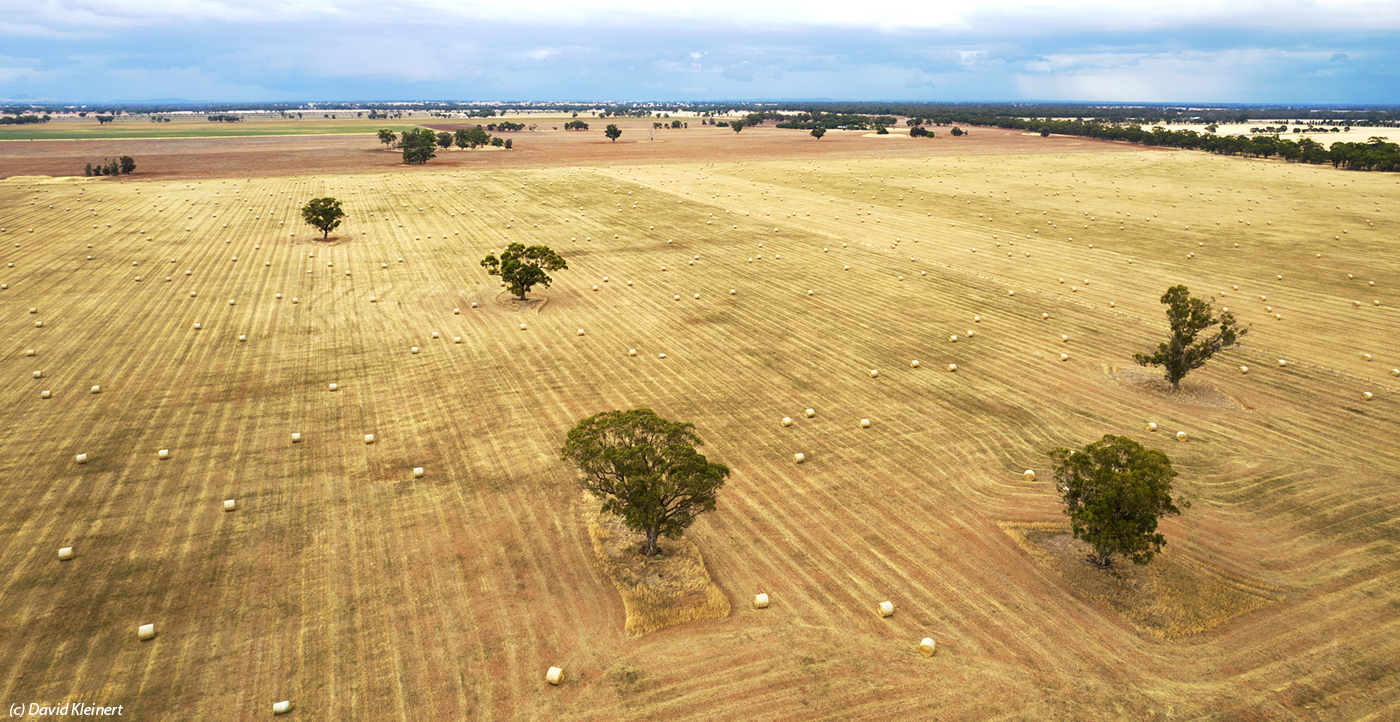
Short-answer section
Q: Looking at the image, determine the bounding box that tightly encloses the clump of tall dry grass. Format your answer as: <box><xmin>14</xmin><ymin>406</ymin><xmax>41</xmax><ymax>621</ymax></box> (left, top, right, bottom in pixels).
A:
<box><xmin>1000</xmin><ymin>522</ymin><xmax>1283</xmax><ymax>640</ymax></box>
<box><xmin>584</xmin><ymin>495</ymin><xmax>730</xmax><ymax>636</ymax></box>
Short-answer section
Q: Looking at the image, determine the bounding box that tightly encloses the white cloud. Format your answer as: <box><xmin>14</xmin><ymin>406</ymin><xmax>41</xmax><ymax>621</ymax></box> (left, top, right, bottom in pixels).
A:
<box><xmin>11</xmin><ymin>0</ymin><xmax>1399</xmax><ymax>33</ymax></box>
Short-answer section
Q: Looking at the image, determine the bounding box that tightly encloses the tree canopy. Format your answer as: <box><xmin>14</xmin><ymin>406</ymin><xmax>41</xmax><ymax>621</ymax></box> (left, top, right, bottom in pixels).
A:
<box><xmin>1134</xmin><ymin>285</ymin><xmax>1246</xmax><ymax>390</ymax></box>
<box><xmin>604</xmin><ymin>124</ymin><xmax>622</xmax><ymax>142</ymax></box>
<box><xmin>1049</xmin><ymin>434</ymin><xmax>1185</xmax><ymax>568</ymax></box>
<box><xmin>377</xmin><ymin>129</ymin><xmax>396</xmax><ymax>147</ymax></box>
<box><xmin>300</xmin><ymin>197</ymin><xmax>345</xmax><ymax>239</ymax></box>
<box><xmin>479</xmin><ymin>243</ymin><xmax>567</xmax><ymax>300</ymax></box>
<box><xmin>399</xmin><ymin>127</ymin><xmax>437</xmax><ymax>165</ymax></box>
<box><xmin>561</xmin><ymin>409</ymin><xmax>730</xmax><ymax>557</ymax></box>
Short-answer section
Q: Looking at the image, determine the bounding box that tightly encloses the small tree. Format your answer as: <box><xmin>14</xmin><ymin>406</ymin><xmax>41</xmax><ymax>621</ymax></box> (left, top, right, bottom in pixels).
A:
<box><xmin>604</xmin><ymin>124</ymin><xmax>621</xmax><ymax>142</ymax></box>
<box><xmin>811</xmin><ymin>127</ymin><xmax>826</xmax><ymax>140</ymax></box>
<box><xmin>301</xmin><ymin>197</ymin><xmax>346</xmax><ymax>239</ymax></box>
<box><xmin>436</xmin><ymin>131</ymin><xmax>454</xmax><ymax>149</ymax></box>
<box><xmin>731</xmin><ymin>120</ymin><xmax>745</xmax><ymax>133</ymax></box>
<box><xmin>119</xmin><ymin>156</ymin><xmax>136</xmax><ymax>174</ymax></box>
<box><xmin>1134</xmin><ymin>285</ymin><xmax>1246</xmax><ymax>390</ymax></box>
<box><xmin>561</xmin><ymin>409</ymin><xmax>730</xmax><ymax>557</ymax></box>
<box><xmin>1048</xmin><ymin>434</ymin><xmax>1185</xmax><ymax>568</ymax></box>
<box><xmin>480</xmin><ymin>242</ymin><xmax>567</xmax><ymax>299</ymax></box>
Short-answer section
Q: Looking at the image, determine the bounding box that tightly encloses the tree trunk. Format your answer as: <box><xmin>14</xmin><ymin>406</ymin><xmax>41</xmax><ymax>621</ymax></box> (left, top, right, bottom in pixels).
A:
<box><xmin>643</xmin><ymin>528</ymin><xmax>660</xmax><ymax>557</ymax></box>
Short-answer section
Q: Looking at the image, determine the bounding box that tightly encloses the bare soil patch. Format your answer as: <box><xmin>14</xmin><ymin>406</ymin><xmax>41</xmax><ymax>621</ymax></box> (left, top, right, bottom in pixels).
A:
<box><xmin>1002</xmin><ymin>523</ymin><xmax>1284</xmax><ymax>640</ymax></box>
<box><xmin>583</xmin><ymin>494</ymin><xmax>730</xmax><ymax>636</ymax></box>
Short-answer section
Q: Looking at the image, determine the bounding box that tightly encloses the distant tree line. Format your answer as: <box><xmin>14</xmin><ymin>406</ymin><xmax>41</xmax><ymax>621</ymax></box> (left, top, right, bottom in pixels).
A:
<box><xmin>0</xmin><ymin>114</ymin><xmax>51</xmax><ymax>125</ymax></box>
<box><xmin>379</xmin><ymin>126</ymin><xmax>512</xmax><ymax>164</ymax></box>
<box><xmin>207</xmin><ymin>114</ymin><xmax>242</xmax><ymax>122</ymax></box>
<box><xmin>84</xmin><ymin>156</ymin><xmax>136</xmax><ymax>176</ymax></box>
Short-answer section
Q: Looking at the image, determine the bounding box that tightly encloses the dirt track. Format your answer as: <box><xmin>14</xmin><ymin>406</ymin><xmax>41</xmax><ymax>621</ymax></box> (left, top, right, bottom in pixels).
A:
<box><xmin>0</xmin><ymin>120</ymin><xmax>1153</xmax><ymax>181</ymax></box>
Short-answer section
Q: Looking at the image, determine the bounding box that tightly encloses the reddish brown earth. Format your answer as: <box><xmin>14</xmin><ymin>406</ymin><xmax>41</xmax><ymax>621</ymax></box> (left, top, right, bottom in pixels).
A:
<box><xmin>0</xmin><ymin>120</ymin><xmax>1152</xmax><ymax>181</ymax></box>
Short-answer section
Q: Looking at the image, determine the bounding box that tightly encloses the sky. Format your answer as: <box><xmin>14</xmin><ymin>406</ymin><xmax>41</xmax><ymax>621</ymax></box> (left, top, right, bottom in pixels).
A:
<box><xmin>1</xmin><ymin>0</ymin><xmax>1398</xmax><ymax>104</ymax></box>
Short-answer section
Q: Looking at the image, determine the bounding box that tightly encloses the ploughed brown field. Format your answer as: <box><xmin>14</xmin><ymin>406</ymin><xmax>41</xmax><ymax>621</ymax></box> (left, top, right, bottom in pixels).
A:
<box><xmin>0</xmin><ymin>119</ymin><xmax>1139</xmax><ymax>180</ymax></box>
<box><xmin>1</xmin><ymin>120</ymin><xmax>1397</xmax><ymax>720</ymax></box>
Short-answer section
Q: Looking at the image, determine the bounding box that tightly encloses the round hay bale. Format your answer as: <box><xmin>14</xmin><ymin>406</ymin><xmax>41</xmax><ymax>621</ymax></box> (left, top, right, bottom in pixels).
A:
<box><xmin>1277</xmin><ymin>359</ymin><xmax>1287</xmax><ymax>367</ymax></box>
<box><xmin>32</xmin><ymin>370</ymin><xmax>41</xmax><ymax>379</ymax></box>
<box><xmin>974</xmin><ymin>316</ymin><xmax>981</xmax><ymax>323</ymax></box>
<box><xmin>546</xmin><ymin>667</ymin><xmax>564</xmax><ymax>686</ymax></box>
<box><xmin>911</xmin><ymin>360</ymin><xmax>920</xmax><ymax>368</ymax></box>
<box><xmin>754</xmin><ymin>593</ymin><xmax>770</xmax><ymax>609</ymax></box>
<box><xmin>431</xmin><ymin>332</ymin><xmax>439</xmax><ymax>339</ymax></box>
<box><xmin>454</xmin><ymin>336</ymin><xmax>462</xmax><ymax>344</ymax></box>
<box><xmin>658</xmin><ymin>353</ymin><xmax>666</xmax><ymax>359</ymax></box>
<box><xmin>629</xmin><ymin>349</ymin><xmax>637</xmax><ymax>357</ymax></box>
<box><xmin>273</xmin><ymin>701</ymin><xmax>291</xmax><ymax>715</ymax></box>
<box><xmin>224</xmin><ymin>499</ymin><xmax>237</xmax><ymax>511</ymax></box>
<box><xmin>1240</xmin><ymin>366</ymin><xmax>1249</xmax><ymax>374</ymax></box>
<box><xmin>860</xmin><ymin>419</ymin><xmax>871</xmax><ymax>428</ymax></box>
<box><xmin>471</xmin><ymin>302</ymin><xmax>478</xmax><ymax>308</ymax></box>
<box><xmin>1391</xmin><ymin>369</ymin><xmax>1399</xmax><ymax>377</ymax></box>
<box><xmin>291</xmin><ymin>433</ymin><xmax>302</xmax><ymax>443</ymax></box>
<box><xmin>781</xmin><ymin>417</ymin><xmax>792</xmax><ymax>427</ymax></box>
<box><xmin>138</xmin><ymin>624</ymin><xmax>155</xmax><ymax>641</ymax></box>
<box><xmin>411</xmin><ymin>347</ymin><xmax>419</xmax><ymax>354</ymax></box>
<box><xmin>158</xmin><ymin>449</ymin><xmax>170</xmax><ymax>460</ymax></box>
<box><xmin>1363</xmin><ymin>391</ymin><xmax>1373</xmax><ymax>401</ymax></box>
<box><xmin>1146</xmin><ymin>422</ymin><xmax>1158</xmax><ymax>432</ymax></box>
<box><xmin>1024</xmin><ymin>470</ymin><xmax>1036</xmax><ymax>481</ymax></box>
<box><xmin>364</xmin><ymin>434</ymin><xmax>375</xmax><ymax>444</ymax></box>
<box><xmin>329</xmin><ymin>383</ymin><xmax>338</xmax><ymax>391</ymax></box>
<box><xmin>1176</xmin><ymin>431</ymin><xmax>1188</xmax><ymax>441</ymax></box>
<box><xmin>41</xmin><ymin>390</ymin><xmax>51</xmax><ymax>399</ymax></box>
<box><xmin>869</xmin><ymin>369</ymin><xmax>879</xmax><ymax>378</ymax></box>
<box><xmin>58</xmin><ymin>547</ymin><xmax>73</xmax><ymax>561</ymax></box>
<box><xmin>805</xmin><ymin>408</ymin><xmax>816</xmax><ymax>418</ymax></box>
<box><xmin>919</xmin><ymin>638</ymin><xmax>936</xmax><ymax>657</ymax></box>
<box><xmin>948</xmin><ymin>364</ymin><xmax>957</xmax><ymax>372</ymax></box>
<box><xmin>1363</xmin><ymin>354</ymin><xmax>1372</xmax><ymax>362</ymax></box>
<box><xmin>1041</xmin><ymin>313</ymin><xmax>1049</xmax><ymax>320</ymax></box>
<box><xmin>576</xmin><ymin>329</ymin><xmax>585</xmax><ymax>336</ymax></box>
<box><xmin>1060</xmin><ymin>353</ymin><xmax>1069</xmax><ymax>362</ymax></box>
<box><xmin>1060</xmin><ymin>335</ymin><xmax>1069</xmax><ymax>343</ymax></box>
<box><xmin>949</xmin><ymin>335</ymin><xmax>958</xmax><ymax>343</ymax></box>
<box><xmin>793</xmin><ymin>453</ymin><xmax>805</xmax><ymax>464</ymax></box>
<box><xmin>454</xmin><ymin>308</ymin><xmax>460</xmax><ymax>315</ymax></box>
<box><xmin>413</xmin><ymin>467</ymin><xmax>424</xmax><ymax>478</ymax></box>
<box><xmin>1008</xmin><ymin>290</ymin><xmax>1014</xmax><ymax>296</ymax></box>
<box><xmin>808</xmin><ymin>290</ymin><xmax>814</xmax><ymax>295</ymax></box>
<box><xmin>520</xmin><ymin>323</ymin><xmax>528</xmax><ymax>331</ymax></box>
<box><xmin>878</xmin><ymin>601</ymin><xmax>895</xmax><ymax>618</ymax></box>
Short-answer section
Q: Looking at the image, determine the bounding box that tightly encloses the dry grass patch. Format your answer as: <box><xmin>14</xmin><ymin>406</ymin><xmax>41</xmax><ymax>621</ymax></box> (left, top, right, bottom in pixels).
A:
<box><xmin>493</xmin><ymin>289</ymin><xmax>549</xmax><ymax>313</ymax></box>
<box><xmin>583</xmin><ymin>494</ymin><xmax>730</xmax><ymax>636</ymax></box>
<box><xmin>1002</xmin><ymin>522</ymin><xmax>1285</xmax><ymax>640</ymax></box>
<box><xmin>1104</xmin><ymin>364</ymin><xmax>1245</xmax><ymax>410</ymax></box>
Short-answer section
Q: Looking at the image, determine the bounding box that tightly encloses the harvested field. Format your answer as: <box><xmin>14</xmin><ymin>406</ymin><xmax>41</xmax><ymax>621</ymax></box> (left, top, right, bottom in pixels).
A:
<box><xmin>1</xmin><ymin>120</ymin><xmax>1148</xmax><ymax>181</ymax></box>
<box><xmin>0</xmin><ymin>143</ymin><xmax>1397</xmax><ymax>720</ymax></box>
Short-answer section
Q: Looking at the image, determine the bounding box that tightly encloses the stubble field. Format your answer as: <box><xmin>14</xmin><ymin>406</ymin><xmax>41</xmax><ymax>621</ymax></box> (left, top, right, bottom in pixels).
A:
<box><xmin>1</xmin><ymin>134</ymin><xmax>1398</xmax><ymax>721</ymax></box>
